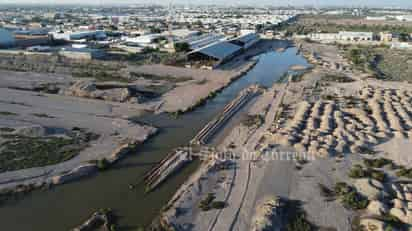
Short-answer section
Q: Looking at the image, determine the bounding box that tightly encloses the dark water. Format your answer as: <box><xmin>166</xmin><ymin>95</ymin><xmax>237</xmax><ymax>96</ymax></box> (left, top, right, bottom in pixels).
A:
<box><xmin>0</xmin><ymin>46</ymin><xmax>308</xmax><ymax>231</ymax></box>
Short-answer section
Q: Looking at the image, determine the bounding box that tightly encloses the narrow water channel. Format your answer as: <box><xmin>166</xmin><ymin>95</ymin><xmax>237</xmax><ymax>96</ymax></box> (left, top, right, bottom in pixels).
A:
<box><xmin>0</xmin><ymin>44</ymin><xmax>308</xmax><ymax>231</ymax></box>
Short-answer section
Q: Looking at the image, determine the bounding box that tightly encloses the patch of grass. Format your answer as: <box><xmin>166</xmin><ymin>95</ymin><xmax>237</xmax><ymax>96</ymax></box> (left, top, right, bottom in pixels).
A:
<box><xmin>348</xmin><ymin>164</ymin><xmax>369</xmax><ymax>178</ymax></box>
<box><xmin>0</xmin><ymin>111</ymin><xmax>18</xmax><ymax>116</ymax></box>
<box><xmin>321</xmin><ymin>74</ymin><xmax>355</xmax><ymax>83</ymax></box>
<box><xmin>0</xmin><ymin>129</ymin><xmax>99</xmax><ymax>173</ymax></box>
<box><xmin>97</xmin><ymin>158</ymin><xmax>110</xmax><ymax>171</ymax></box>
<box><xmin>210</xmin><ymin>201</ymin><xmax>226</xmax><ymax>209</ymax></box>
<box><xmin>380</xmin><ymin>213</ymin><xmax>404</xmax><ymax>229</ymax></box>
<box><xmin>199</xmin><ymin>193</ymin><xmax>225</xmax><ymax>211</ymax></box>
<box><xmin>0</xmin><ymin>127</ymin><xmax>15</xmax><ymax>132</ymax></box>
<box><xmin>341</xmin><ymin>191</ymin><xmax>369</xmax><ymax>210</ymax></box>
<box><xmin>358</xmin><ymin>146</ymin><xmax>376</xmax><ymax>155</ymax></box>
<box><xmin>334</xmin><ymin>182</ymin><xmax>369</xmax><ymax>210</ymax></box>
<box><xmin>242</xmin><ymin>114</ymin><xmax>264</xmax><ymax>127</ymax></box>
<box><xmin>199</xmin><ymin>193</ymin><xmax>216</xmax><ymax>211</ymax></box>
<box><xmin>73</xmin><ymin>70</ymin><xmax>130</xmax><ymax>83</ymax></box>
<box><xmin>396</xmin><ymin>167</ymin><xmax>412</xmax><ymax>178</ymax></box>
<box><xmin>334</xmin><ymin>182</ymin><xmax>353</xmax><ymax>196</ymax></box>
<box><xmin>348</xmin><ymin>165</ymin><xmax>386</xmax><ymax>182</ymax></box>
<box><xmin>363</xmin><ymin>158</ymin><xmax>392</xmax><ymax>168</ymax></box>
<box><xmin>285</xmin><ymin>200</ymin><xmax>314</xmax><ymax>231</ymax></box>
<box><xmin>130</xmin><ymin>72</ymin><xmax>192</xmax><ymax>83</ymax></box>
<box><xmin>31</xmin><ymin>113</ymin><xmax>55</xmax><ymax>118</ymax></box>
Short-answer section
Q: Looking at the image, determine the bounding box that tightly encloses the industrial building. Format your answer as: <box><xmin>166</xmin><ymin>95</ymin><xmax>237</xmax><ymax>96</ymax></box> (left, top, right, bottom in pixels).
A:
<box><xmin>187</xmin><ymin>41</ymin><xmax>242</xmax><ymax>68</ymax></box>
<box><xmin>308</xmin><ymin>31</ymin><xmax>374</xmax><ymax>42</ymax></box>
<box><xmin>182</xmin><ymin>33</ymin><xmax>226</xmax><ymax>50</ymax></box>
<box><xmin>229</xmin><ymin>33</ymin><xmax>260</xmax><ymax>49</ymax></box>
<box><xmin>122</xmin><ymin>34</ymin><xmax>162</xmax><ymax>48</ymax></box>
<box><xmin>338</xmin><ymin>31</ymin><xmax>373</xmax><ymax>41</ymax></box>
<box><xmin>51</xmin><ymin>30</ymin><xmax>107</xmax><ymax>41</ymax></box>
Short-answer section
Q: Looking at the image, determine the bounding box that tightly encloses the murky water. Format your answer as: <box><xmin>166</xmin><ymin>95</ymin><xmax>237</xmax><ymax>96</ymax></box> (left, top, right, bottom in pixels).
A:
<box><xmin>0</xmin><ymin>44</ymin><xmax>308</xmax><ymax>231</ymax></box>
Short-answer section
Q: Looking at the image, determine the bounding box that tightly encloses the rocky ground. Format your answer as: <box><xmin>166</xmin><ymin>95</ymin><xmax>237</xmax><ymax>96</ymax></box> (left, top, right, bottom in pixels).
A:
<box><xmin>161</xmin><ymin>40</ymin><xmax>412</xmax><ymax>231</ymax></box>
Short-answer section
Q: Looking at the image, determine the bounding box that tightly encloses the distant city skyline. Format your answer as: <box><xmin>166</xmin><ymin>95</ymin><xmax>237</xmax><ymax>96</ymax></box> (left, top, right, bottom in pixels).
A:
<box><xmin>1</xmin><ymin>0</ymin><xmax>412</xmax><ymax>8</ymax></box>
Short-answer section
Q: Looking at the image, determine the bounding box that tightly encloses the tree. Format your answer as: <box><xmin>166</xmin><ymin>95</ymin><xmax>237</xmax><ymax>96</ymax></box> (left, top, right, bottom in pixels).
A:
<box><xmin>174</xmin><ymin>42</ymin><xmax>191</xmax><ymax>52</ymax></box>
<box><xmin>399</xmin><ymin>33</ymin><xmax>410</xmax><ymax>42</ymax></box>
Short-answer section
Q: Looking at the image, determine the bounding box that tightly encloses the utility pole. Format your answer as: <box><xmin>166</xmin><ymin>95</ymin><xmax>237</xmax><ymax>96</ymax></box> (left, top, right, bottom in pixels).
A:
<box><xmin>167</xmin><ymin>1</ymin><xmax>175</xmax><ymax>52</ymax></box>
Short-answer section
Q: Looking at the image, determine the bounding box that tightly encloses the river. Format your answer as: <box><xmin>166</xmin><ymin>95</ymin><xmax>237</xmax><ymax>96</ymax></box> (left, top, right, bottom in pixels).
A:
<box><xmin>0</xmin><ymin>43</ymin><xmax>308</xmax><ymax>231</ymax></box>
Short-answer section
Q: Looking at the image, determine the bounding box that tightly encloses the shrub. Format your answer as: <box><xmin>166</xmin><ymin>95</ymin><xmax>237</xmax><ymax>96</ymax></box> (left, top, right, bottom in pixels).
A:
<box><xmin>199</xmin><ymin>193</ymin><xmax>216</xmax><ymax>211</ymax></box>
<box><xmin>97</xmin><ymin>158</ymin><xmax>110</xmax><ymax>170</ymax></box>
<box><xmin>363</xmin><ymin>158</ymin><xmax>392</xmax><ymax>168</ymax></box>
<box><xmin>211</xmin><ymin>201</ymin><xmax>226</xmax><ymax>209</ymax></box>
<box><xmin>348</xmin><ymin>165</ymin><xmax>386</xmax><ymax>182</ymax></box>
<box><xmin>318</xmin><ymin>183</ymin><xmax>335</xmax><ymax>198</ymax></box>
<box><xmin>334</xmin><ymin>182</ymin><xmax>353</xmax><ymax>196</ymax></box>
<box><xmin>0</xmin><ymin>127</ymin><xmax>15</xmax><ymax>132</ymax></box>
<box><xmin>0</xmin><ymin>111</ymin><xmax>18</xmax><ymax>116</ymax></box>
<box><xmin>396</xmin><ymin>167</ymin><xmax>412</xmax><ymax>178</ymax></box>
<box><xmin>370</xmin><ymin>169</ymin><xmax>386</xmax><ymax>182</ymax></box>
<box><xmin>348</xmin><ymin>165</ymin><xmax>368</xmax><ymax>178</ymax></box>
<box><xmin>341</xmin><ymin>191</ymin><xmax>369</xmax><ymax>210</ymax></box>
<box><xmin>286</xmin><ymin>214</ymin><xmax>313</xmax><ymax>231</ymax></box>
<box><xmin>242</xmin><ymin>115</ymin><xmax>264</xmax><ymax>127</ymax></box>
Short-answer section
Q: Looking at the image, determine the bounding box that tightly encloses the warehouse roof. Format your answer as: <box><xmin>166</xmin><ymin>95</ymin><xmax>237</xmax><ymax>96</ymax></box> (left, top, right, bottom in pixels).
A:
<box><xmin>188</xmin><ymin>41</ymin><xmax>242</xmax><ymax>61</ymax></box>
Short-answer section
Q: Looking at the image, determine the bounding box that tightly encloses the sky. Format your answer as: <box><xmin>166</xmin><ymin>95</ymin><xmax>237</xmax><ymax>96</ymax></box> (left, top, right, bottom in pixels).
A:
<box><xmin>1</xmin><ymin>0</ymin><xmax>412</xmax><ymax>8</ymax></box>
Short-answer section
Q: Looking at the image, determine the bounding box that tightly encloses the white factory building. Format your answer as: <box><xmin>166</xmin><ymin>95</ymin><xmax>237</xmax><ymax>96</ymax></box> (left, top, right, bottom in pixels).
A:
<box><xmin>0</xmin><ymin>28</ymin><xmax>15</xmax><ymax>47</ymax></box>
<box><xmin>338</xmin><ymin>31</ymin><xmax>373</xmax><ymax>41</ymax></box>
<box><xmin>122</xmin><ymin>34</ymin><xmax>162</xmax><ymax>48</ymax></box>
<box><xmin>308</xmin><ymin>31</ymin><xmax>373</xmax><ymax>42</ymax></box>
<box><xmin>51</xmin><ymin>30</ymin><xmax>107</xmax><ymax>41</ymax></box>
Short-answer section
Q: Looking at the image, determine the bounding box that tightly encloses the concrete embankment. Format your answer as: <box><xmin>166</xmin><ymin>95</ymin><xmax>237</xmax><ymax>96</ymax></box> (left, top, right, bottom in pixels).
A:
<box><xmin>192</xmin><ymin>85</ymin><xmax>262</xmax><ymax>145</ymax></box>
<box><xmin>144</xmin><ymin>148</ymin><xmax>191</xmax><ymax>192</ymax></box>
<box><xmin>144</xmin><ymin>86</ymin><xmax>261</xmax><ymax>192</ymax></box>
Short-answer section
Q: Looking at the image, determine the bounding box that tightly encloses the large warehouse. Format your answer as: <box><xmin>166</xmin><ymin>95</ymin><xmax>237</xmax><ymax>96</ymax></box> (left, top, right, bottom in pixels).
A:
<box><xmin>187</xmin><ymin>41</ymin><xmax>242</xmax><ymax>68</ymax></box>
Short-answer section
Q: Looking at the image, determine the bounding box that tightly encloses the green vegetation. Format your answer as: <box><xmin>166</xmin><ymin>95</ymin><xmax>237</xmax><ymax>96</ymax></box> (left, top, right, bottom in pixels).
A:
<box><xmin>0</xmin><ymin>129</ymin><xmax>99</xmax><ymax>173</ymax></box>
<box><xmin>287</xmin><ymin>214</ymin><xmax>313</xmax><ymax>231</ymax></box>
<box><xmin>321</xmin><ymin>74</ymin><xmax>355</xmax><ymax>83</ymax></box>
<box><xmin>358</xmin><ymin>146</ymin><xmax>377</xmax><ymax>155</ymax></box>
<box><xmin>0</xmin><ymin>135</ymin><xmax>78</xmax><ymax>172</ymax></box>
<box><xmin>31</xmin><ymin>113</ymin><xmax>55</xmax><ymax>118</ymax></box>
<box><xmin>343</xmin><ymin>45</ymin><xmax>412</xmax><ymax>82</ymax></box>
<box><xmin>0</xmin><ymin>127</ymin><xmax>15</xmax><ymax>132</ymax></box>
<box><xmin>396</xmin><ymin>167</ymin><xmax>412</xmax><ymax>178</ymax></box>
<box><xmin>174</xmin><ymin>42</ymin><xmax>191</xmax><ymax>53</ymax></box>
<box><xmin>96</xmin><ymin>158</ymin><xmax>110</xmax><ymax>171</ymax></box>
<box><xmin>348</xmin><ymin>164</ymin><xmax>386</xmax><ymax>182</ymax></box>
<box><xmin>380</xmin><ymin>213</ymin><xmax>404</xmax><ymax>230</ymax></box>
<box><xmin>0</xmin><ymin>111</ymin><xmax>18</xmax><ymax>116</ymax></box>
<box><xmin>345</xmin><ymin>46</ymin><xmax>379</xmax><ymax>74</ymax></box>
<box><xmin>278</xmin><ymin>15</ymin><xmax>412</xmax><ymax>35</ymax></box>
<box><xmin>363</xmin><ymin>158</ymin><xmax>392</xmax><ymax>168</ymax></box>
<box><xmin>285</xmin><ymin>200</ymin><xmax>314</xmax><ymax>231</ymax></box>
<box><xmin>334</xmin><ymin>182</ymin><xmax>369</xmax><ymax>210</ymax></box>
<box><xmin>348</xmin><ymin>164</ymin><xmax>369</xmax><ymax>178</ymax></box>
<box><xmin>242</xmin><ymin>114</ymin><xmax>264</xmax><ymax>127</ymax></box>
<box><xmin>130</xmin><ymin>72</ymin><xmax>192</xmax><ymax>83</ymax></box>
<box><xmin>199</xmin><ymin>193</ymin><xmax>226</xmax><ymax>211</ymax></box>
<box><xmin>73</xmin><ymin>70</ymin><xmax>130</xmax><ymax>83</ymax></box>
<box><xmin>334</xmin><ymin>182</ymin><xmax>353</xmax><ymax>196</ymax></box>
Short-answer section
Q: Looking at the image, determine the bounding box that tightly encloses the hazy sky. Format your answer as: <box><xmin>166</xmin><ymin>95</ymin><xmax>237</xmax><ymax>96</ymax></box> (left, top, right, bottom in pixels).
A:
<box><xmin>1</xmin><ymin>0</ymin><xmax>412</xmax><ymax>8</ymax></box>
